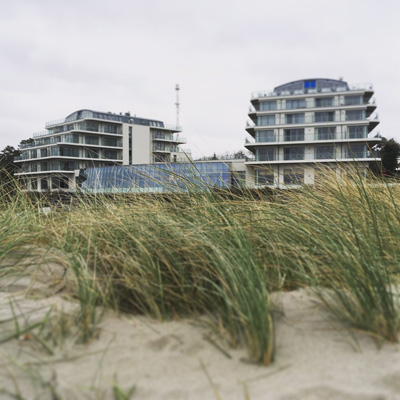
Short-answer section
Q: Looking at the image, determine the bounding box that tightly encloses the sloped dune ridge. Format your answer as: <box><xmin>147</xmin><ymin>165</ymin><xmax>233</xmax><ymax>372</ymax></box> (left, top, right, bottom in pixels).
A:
<box><xmin>0</xmin><ymin>249</ymin><xmax>399</xmax><ymax>400</ymax></box>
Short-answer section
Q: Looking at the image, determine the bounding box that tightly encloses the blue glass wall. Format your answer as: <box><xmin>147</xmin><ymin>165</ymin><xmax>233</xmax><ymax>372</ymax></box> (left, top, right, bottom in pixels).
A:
<box><xmin>81</xmin><ymin>162</ymin><xmax>231</xmax><ymax>193</ymax></box>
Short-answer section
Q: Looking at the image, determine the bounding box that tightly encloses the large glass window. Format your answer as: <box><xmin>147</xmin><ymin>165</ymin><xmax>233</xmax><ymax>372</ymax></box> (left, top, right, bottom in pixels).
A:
<box><xmin>258</xmin><ymin>115</ymin><xmax>276</xmax><ymax>126</ymax></box>
<box><xmin>104</xmin><ymin>150</ymin><xmax>118</xmax><ymax>159</ymax></box>
<box><xmin>41</xmin><ymin>178</ymin><xmax>48</xmax><ymax>190</ymax></box>
<box><xmin>346</xmin><ymin>144</ymin><xmax>367</xmax><ymax>158</ymax></box>
<box><xmin>256</xmin><ymin>130</ymin><xmax>275</xmax><ymax>143</ymax></box>
<box><xmin>348</xmin><ymin>125</ymin><xmax>367</xmax><ymax>139</ymax></box>
<box><xmin>60</xmin><ymin>147</ymin><xmax>79</xmax><ymax>157</ymax></box>
<box><xmin>286</xmin><ymin>99</ymin><xmax>306</xmax><ymax>110</ymax></box>
<box><xmin>52</xmin><ymin>176</ymin><xmax>69</xmax><ymax>189</ymax></box>
<box><xmin>315</xmin><ymin>112</ymin><xmax>335</xmax><ymax>122</ymax></box>
<box><xmin>256</xmin><ymin>148</ymin><xmax>275</xmax><ymax>161</ymax></box>
<box><xmin>316</xmin><ymin>127</ymin><xmax>336</xmax><ymax>140</ymax></box>
<box><xmin>284</xmin><ymin>147</ymin><xmax>304</xmax><ymax>160</ymax></box>
<box><xmin>284</xmin><ymin>129</ymin><xmax>304</xmax><ymax>142</ymax></box>
<box><xmin>65</xmin><ymin>133</ymin><xmax>80</xmax><ymax>143</ymax></box>
<box><xmin>85</xmin><ymin>149</ymin><xmax>99</xmax><ymax>159</ymax></box>
<box><xmin>103</xmin><ymin>137</ymin><xmax>118</xmax><ymax>147</ymax></box>
<box><xmin>315</xmin><ymin>97</ymin><xmax>334</xmax><ymax>107</ymax></box>
<box><xmin>346</xmin><ymin>110</ymin><xmax>365</xmax><ymax>121</ymax></box>
<box><xmin>285</xmin><ymin>114</ymin><xmax>305</xmax><ymax>124</ymax></box>
<box><xmin>345</xmin><ymin>95</ymin><xmax>363</xmax><ymax>105</ymax></box>
<box><xmin>315</xmin><ymin>146</ymin><xmax>335</xmax><ymax>159</ymax></box>
<box><xmin>284</xmin><ymin>168</ymin><xmax>304</xmax><ymax>184</ymax></box>
<box><xmin>85</xmin><ymin>135</ymin><xmax>99</xmax><ymax>145</ymax></box>
<box><xmin>255</xmin><ymin>168</ymin><xmax>274</xmax><ymax>185</ymax></box>
<box><xmin>259</xmin><ymin>101</ymin><xmax>277</xmax><ymax>111</ymax></box>
<box><xmin>103</xmin><ymin>124</ymin><xmax>119</xmax><ymax>134</ymax></box>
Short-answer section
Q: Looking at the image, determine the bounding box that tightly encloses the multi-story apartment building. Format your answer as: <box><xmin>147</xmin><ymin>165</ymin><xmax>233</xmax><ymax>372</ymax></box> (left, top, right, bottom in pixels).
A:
<box><xmin>244</xmin><ymin>78</ymin><xmax>381</xmax><ymax>186</ymax></box>
<box><xmin>14</xmin><ymin>109</ymin><xmax>188</xmax><ymax>191</ymax></box>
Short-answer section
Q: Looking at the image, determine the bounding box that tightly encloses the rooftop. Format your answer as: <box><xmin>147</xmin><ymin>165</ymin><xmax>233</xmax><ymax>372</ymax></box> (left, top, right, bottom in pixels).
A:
<box><xmin>252</xmin><ymin>79</ymin><xmax>373</xmax><ymax>99</ymax></box>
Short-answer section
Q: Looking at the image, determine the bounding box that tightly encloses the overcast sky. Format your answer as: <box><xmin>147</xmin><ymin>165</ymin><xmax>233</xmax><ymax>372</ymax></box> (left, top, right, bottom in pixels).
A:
<box><xmin>1</xmin><ymin>0</ymin><xmax>399</xmax><ymax>158</ymax></box>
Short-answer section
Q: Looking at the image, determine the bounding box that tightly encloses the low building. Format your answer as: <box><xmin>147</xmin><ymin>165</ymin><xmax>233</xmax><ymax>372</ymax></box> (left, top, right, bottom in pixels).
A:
<box><xmin>14</xmin><ymin>109</ymin><xmax>189</xmax><ymax>191</ymax></box>
<box><xmin>79</xmin><ymin>160</ymin><xmax>247</xmax><ymax>194</ymax></box>
<box><xmin>244</xmin><ymin>78</ymin><xmax>381</xmax><ymax>187</ymax></box>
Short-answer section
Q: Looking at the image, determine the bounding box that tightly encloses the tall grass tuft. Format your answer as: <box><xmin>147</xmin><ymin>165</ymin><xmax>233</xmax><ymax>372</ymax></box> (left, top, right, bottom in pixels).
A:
<box><xmin>2</xmin><ymin>164</ymin><xmax>400</xmax><ymax>363</ymax></box>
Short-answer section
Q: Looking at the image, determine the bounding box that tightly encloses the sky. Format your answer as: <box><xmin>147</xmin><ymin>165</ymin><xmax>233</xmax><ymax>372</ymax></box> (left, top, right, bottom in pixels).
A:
<box><xmin>0</xmin><ymin>0</ymin><xmax>399</xmax><ymax>159</ymax></box>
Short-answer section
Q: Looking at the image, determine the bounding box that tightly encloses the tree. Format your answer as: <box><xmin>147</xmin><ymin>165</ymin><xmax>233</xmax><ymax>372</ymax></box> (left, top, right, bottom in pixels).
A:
<box><xmin>373</xmin><ymin>137</ymin><xmax>400</xmax><ymax>175</ymax></box>
<box><xmin>0</xmin><ymin>146</ymin><xmax>21</xmax><ymax>186</ymax></box>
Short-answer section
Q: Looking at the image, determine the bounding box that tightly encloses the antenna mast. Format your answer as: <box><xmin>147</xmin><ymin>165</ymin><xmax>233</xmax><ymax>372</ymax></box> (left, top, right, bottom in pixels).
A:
<box><xmin>175</xmin><ymin>84</ymin><xmax>180</xmax><ymax>127</ymax></box>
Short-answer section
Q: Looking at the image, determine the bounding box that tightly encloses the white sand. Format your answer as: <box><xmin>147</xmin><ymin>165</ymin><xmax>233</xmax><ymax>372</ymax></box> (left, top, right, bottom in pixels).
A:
<box><xmin>0</xmin><ymin>251</ymin><xmax>400</xmax><ymax>399</ymax></box>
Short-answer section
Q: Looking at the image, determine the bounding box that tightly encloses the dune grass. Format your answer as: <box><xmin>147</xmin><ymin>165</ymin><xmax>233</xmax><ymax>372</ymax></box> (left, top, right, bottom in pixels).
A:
<box><xmin>1</xmin><ymin>165</ymin><xmax>400</xmax><ymax>366</ymax></box>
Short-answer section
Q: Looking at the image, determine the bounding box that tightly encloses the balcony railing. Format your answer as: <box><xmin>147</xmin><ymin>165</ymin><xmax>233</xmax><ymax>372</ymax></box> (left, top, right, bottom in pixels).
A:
<box><xmin>245</xmin><ymin>130</ymin><xmax>380</xmax><ymax>145</ymax></box>
<box><xmin>252</xmin><ymin>97</ymin><xmax>376</xmax><ymax>112</ymax></box>
<box><xmin>248</xmin><ymin>152</ymin><xmax>375</xmax><ymax>163</ymax></box>
<box><xmin>248</xmin><ymin>113</ymin><xmax>379</xmax><ymax>128</ymax></box>
<box><xmin>251</xmin><ymin>83</ymin><xmax>374</xmax><ymax>99</ymax></box>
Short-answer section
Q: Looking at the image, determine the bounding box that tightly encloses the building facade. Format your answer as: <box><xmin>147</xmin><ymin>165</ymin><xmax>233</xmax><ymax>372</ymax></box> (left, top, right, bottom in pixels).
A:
<box><xmin>244</xmin><ymin>78</ymin><xmax>381</xmax><ymax>186</ymax></box>
<box><xmin>80</xmin><ymin>160</ymin><xmax>247</xmax><ymax>194</ymax></box>
<box><xmin>14</xmin><ymin>109</ymin><xmax>188</xmax><ymax>191</ymax></box>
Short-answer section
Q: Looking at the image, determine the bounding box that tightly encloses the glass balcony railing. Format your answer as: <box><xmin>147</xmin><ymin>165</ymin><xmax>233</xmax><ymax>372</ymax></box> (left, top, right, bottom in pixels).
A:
<box><xmin>244</xmin><ymin>131</ymin><xmax>380</xmax><ymax>145</ymax></box>
<box><xmin>252</xmin><ymin>97</ymin><xmax>376</xmax><ymax>112</ymax></box>
<box><xmin>248</xmin><ymin>152</ymin><xmax>375</xmax><ymax>163</ymax></box>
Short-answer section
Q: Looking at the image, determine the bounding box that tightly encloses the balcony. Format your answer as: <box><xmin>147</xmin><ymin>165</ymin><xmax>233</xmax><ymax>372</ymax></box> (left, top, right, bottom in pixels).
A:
<box><xmin>153</xmin><ymin>132</ymin><xmax>187</xmax><ymax>143</ymax></box>
<box><xmin>252</xmin><ymin>97</ymin><xmax>377</xmax><ymax>113</ymax></box>
<box><xmin>244</xmin><ymin>130</ymin><xmax>380</xmax><ymax>148</ymax></box>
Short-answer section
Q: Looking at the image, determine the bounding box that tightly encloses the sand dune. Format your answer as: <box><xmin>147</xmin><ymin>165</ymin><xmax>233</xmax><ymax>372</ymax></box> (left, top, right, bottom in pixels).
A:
<box><xmin>0</xmin><ymin>253</ymin><xmax>399</xmax><ymax>399</ymax></box>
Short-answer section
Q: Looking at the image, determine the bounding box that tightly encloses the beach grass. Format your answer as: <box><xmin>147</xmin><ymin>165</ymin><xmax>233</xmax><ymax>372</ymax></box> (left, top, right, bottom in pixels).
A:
<box><xmin>1</xmin><ymin>165</ymin><xmax>400</xmax><ymax>366</ymax></box>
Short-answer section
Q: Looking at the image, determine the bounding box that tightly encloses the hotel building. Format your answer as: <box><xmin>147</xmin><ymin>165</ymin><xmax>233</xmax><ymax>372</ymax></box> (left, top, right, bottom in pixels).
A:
<box><xmin>14</xmin><ymin>109</ymin><xmax>188</xmax><ymax>191</ymax></box>
<box><xmin>244</xmin><ymin>78</ymin><xmax>381</xmax><ymax>186</ymax></box>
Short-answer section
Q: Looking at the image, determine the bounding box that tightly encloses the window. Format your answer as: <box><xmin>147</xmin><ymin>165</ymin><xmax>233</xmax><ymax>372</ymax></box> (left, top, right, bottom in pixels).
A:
<box><xmin>104</xmin><ymin>150</ymin><xmax>118</xmax><ymax>159</ymax></box>
<box><xmin>85</xmin><ymin>149</ymin><xmax>99</xmax><ymax>159</ymax></box>
<box><xmin>255</xmin><ymin>169</ymin><xmax>274</xmax><ymax>185</ymax></box>
<box><xmin>315</xmin><ymin>112</ymin><xmax>335</xmax><ymax>122</ymax></box>
<box><xmin>256</xmin><ymin>130</ymin><xmax>275</xmax><ymax>143</ymax></box>
<box><xmin>52</xmin><ymin>176</ymin><xmax>69</xmax><ymax>189</ymax></box>
<box><xmin>129</xmin><ymin>127</ymin><xmax>132</xmax><ymax>164</ymax></box>
<box><xmin>315</xmin><ymin>97</ymin><xmax>333</xmax><ymax>107</ymax></box>
<box><xmin>104</xmin><ymin>124</ymin><xmax>118</xmax><ymax>134</ymax></box>
<box><xmin>103</xmin><ymin>137</ymin><xmax>118</xmax><ymax>146</ymax></box>
<box><xmin>286</xmin><ymin>99</ymin><xmax>306</xmax><ymax>110</ymax></box>
<box><xmin>316</xmin><ymin>127</ymin><xmax>336</xmax><ymax>140</ymax></box>
<box><xmin>85</xmin><ymin>135</ymin><xmax>99</xmax><ymax>145</ymax></box>
<box><xmin>346</xmin><ymin>144</ymin><xmax>367</xmax><ymax>158</ymax></box>
<box><xmin>65</xmin><ymin>134</ymin><xmax>79</xmax><ymax>143</ymax></box>
<box><xmin>79</xmin><ymin>122</ymin><xmax>99</xmax><ymax>132</ymax></box>
<box><xmin>284</xmin><ymin>147</ymin><xmax>304</xmax><ymax>160</ymax></box>
<box><xmin>259</xmin><ymin>101</ymin><xmax>277</xmax><ymax>111</ymax></box>
<box><xmin>284</xmin><ymin>168</ymin><xmax>304</xmax><ymax>184</ymax></box>
<box><xmin>284</xmin><ymin>129</ymin><xmax>304</xmax><ymax>142</ymax></box>
<box><xmin>346</xmin><ymin>110</ymin><xmax>365</xmax><ymax>121</ymax></box>
<box><xmin>285</xmin><ymin>114</ymin><xmax>305</xmax><ymax>124</ymax></box>
<box><xmin>304</xmin><ymin>80</ymin><xmax>316</xmax><ymax>88</ymax></box>
<box><xmin>258</xmin><ymin>115</ymin><xmax>276</xmax><ymax>126</ymax></box>
<box><xmin>31</xmin><ymin>179</ymin><xmax>38</xmax><ymax>190</ymax></box>
<box><xmin>232</xmin><ymin>171</ymin><xmax>246</xmax><ymax>187</ymax></box>
<box><xmin>315</xmin><ymin>146</ymin><xmax>335</xmax><ymax>159</ymax></box>
<box><xmin>348</xmin><ymin>126</ymin><xmax>367</xmax><ymax>139</ymax></box>
<box><xmin>256</xmin><ymin>148</ymin><xmax>275</xmax><ymax>161</ymax></box>
<box><xmin>345</xmin><ymin>95</ymin><xmax>363</xmax><ymax>105</ymax></box>
<box><xmin>41</xmin><ymin>178</ymin><xmax>48</xmax><ymax>190</ymax></box>
<box><xmin>60</xmin><ymin>147</ymin><xmax>79</xmax><ymax>157</ymax></box>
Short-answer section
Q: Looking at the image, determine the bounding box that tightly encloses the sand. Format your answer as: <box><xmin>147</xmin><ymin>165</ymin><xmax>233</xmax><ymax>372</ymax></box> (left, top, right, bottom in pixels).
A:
<box><xmin>0</xmin><ymin>251</ymin><xmax>400</xmax><ymax>399</ymax></box>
